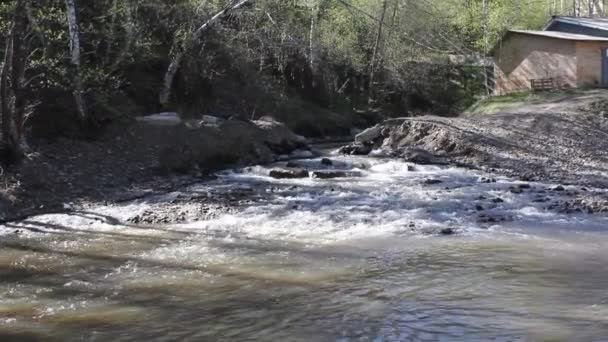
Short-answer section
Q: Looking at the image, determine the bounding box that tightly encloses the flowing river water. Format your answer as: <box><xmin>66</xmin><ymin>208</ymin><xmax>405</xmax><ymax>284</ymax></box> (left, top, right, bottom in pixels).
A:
<box><xmin>2</xmin><ymin>153</ymin><xmax>608</xmax><ymax>341</ymax></box>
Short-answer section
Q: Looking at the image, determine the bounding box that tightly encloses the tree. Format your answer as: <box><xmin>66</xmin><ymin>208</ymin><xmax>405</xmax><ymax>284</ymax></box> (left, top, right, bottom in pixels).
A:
<box><xmin>1</xmin><ymin>0</ymin><xmax>32</xmax><ymax>162</ymax></box>
<box><xmin>64</xmin><ymin>0</ymin><xmax>87</xmax><ymax>120</ymax></box>
<box><xmin>159</xmin><ymin>0</ymin><xmax>255</xmax><ymax>107</ymax></box>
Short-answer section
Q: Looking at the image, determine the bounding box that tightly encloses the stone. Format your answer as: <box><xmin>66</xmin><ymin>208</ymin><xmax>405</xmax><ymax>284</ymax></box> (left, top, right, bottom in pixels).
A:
<box><xmin>492</xmin><ymin>197</ymin><xmax>504</xmax><ymax>203</ymax></box>
<box><xmin>424</xmin><ymin>179</ymin><xmax>443</xmax><ymax>185</ymax></box>
<box><xmin>136</xmin><ymin>112</ymin><xmax>182</xmax><ymax>126</ymax></box>
<box><xmin>553</xmin><ymin>185</ymin><xmax>565</xmax><ymax>191</ymax></box>
<box><xmin>339</xmin><ymin>143</ymin><xmax>373</xmax><ymax>156</ymax></box>
<box><xmin>476</xmin><ymin>204</ymin><xmax>485</xmax><ymax>211</ymax></box>
<box><xmin>254</xmin><ymin>116</ymin><xmax>307</xmax><ymax>154</ymax></box>
<box><xmin>269</xmin><ymin>168</ymin><xmax>309</xmax><ymax>179</ymax></box>
<box><xmin>510</xmin><ymin>187</ymin><xmax>523</xmax><ymax>194</ymax></box>
<box><xmin>518</xmin><ymin>183</ymin><xmax>531</xmax><ymax>189</ymax></box>
<box><xmin>321</xmin><ymin>158</ymin><xmax>333</xmax><ymax>166</ymax></box>
<box><xmin>402</xmin><ymin>148</ymin><xmax>445</xmax><ymax>165</ymax></box>
<box><xmin>312</xmin><ymin>171</ymin><xmax>362</xmax><ymax>179</ymax></box>
<box><xmin>355</xmin><ymin>125</ymin><xmax>383</xmax><ymax>144</ymax></box>
<box><xmin>440</xmin><ymin>228</ymin><xmax>455</xmax><ymax>235</ymax></box>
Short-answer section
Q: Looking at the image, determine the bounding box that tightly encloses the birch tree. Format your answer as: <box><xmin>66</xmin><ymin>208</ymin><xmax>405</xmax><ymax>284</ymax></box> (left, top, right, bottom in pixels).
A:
<box><xmin>1</xmin><ymin>0</ymin><xmax>31</xmax><ymax>161</ymax></box>
<box><xmin>65</xmin><ymin>0</ymin><xmax>87</xmax><ymax>120</ymax></box>
<box><xmin>368</xmin><ymin>0</ymin><xmax>388</xmax><ymax>104</ymax></box>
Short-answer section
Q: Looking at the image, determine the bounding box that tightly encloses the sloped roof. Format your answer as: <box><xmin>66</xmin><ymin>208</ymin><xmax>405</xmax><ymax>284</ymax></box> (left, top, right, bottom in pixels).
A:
<box><xmin>490</xmin><ymin>29</ymin><xmax>608</xmax><ymax>55</ymax></box>
<box><xmin>544</xmin><ymin>16</ymin><xmax>608</xmax><ymax>31</ymax></box>
<box><xmin>509</xmin><ymin>29</ymin><xmax>608</xmax><ymax>41</ymax></box>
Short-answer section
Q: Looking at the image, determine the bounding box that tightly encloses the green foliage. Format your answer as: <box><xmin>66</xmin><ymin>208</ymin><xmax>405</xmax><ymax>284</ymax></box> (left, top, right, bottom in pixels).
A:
<box><xmin>0</xmin><ymin>0</ymin><xmax>579</xmax><ymax>138</ymax></box>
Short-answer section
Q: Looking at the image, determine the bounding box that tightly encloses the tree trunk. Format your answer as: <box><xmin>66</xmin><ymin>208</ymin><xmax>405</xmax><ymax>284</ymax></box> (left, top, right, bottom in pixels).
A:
<box><xmin>159</xmin><ymin>0</ymin><xmax>254</xmax><ymax>107</ymax></box>
<box><xmin>105</xmin><ymin>0</ymin><xmax>119</xmax><ymax>66</ymax></box>
<box><xmin>367</xmin><ymin>0</ymin><xmax>388</xmax><ymax>104</ymax></box>
<box><xmin>309</xmin><ymin>1</ymin><xmax>317</xmax><ymax>75</ymax></box>
<box><xmin>11</xmin><ymin>0</ymin><xmax>29</xmax><ymax>151</ymax></box>
<box><xmin>65</xmin><ymin>0</ymin><xmax>87</xmax><ymax>121</ymax></box>
<box><xmin>1</xmin><ymin>0</ymin><xmax>30</xmax><ymax>162</ymax></box>
<box><xmin>482</xmin><ymin>0</ymin><xmax>490</xmax><ymax>96</ymax></box>
<box><xmin>1</xmin><ymin>35</ymin><xmax>16</xmax><ymax>160</ymax></box>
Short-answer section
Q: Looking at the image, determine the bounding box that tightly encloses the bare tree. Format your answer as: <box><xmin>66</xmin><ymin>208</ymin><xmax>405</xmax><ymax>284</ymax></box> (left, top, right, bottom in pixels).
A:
<box><xmin>65</xmin><ymin>0</ymin><xmax>87</xmax><ymax>120</ymax></box>
<box><xmin>1</xmin><ymin>0</ymin><xmax>31</xmax><ymax>162</ymax></box>
<box><xmin>482</xmin><ymin>0</ymin><xmax>489</xmax><ymax>95</ymax></box>
<box><xmin>368</xmin><ymin>0</ymin><xmax>388</xmax><ymax>104</ymax></box>
<box><xmin>159</xmin><ymin>0</ymin><xmax>254</xmax><ymax>107</ymax></box>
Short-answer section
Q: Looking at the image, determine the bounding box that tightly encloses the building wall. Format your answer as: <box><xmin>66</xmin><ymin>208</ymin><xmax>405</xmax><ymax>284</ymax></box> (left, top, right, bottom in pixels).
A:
<box><xmin>575</xmin><ymin>41</ymin><xmax>607</xmax><ymax>87</ymax></box>
<box><xmin>494</xmin><ymin>33</ymin><xmax>577</xmax><ymax>95</ymax></box>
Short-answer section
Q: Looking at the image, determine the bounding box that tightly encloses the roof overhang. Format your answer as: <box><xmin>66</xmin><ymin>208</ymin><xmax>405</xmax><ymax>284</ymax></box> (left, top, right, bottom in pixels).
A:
<box><xmin>543</xmin><ymin>16</ymin><xmax>608</xmax><ymax>31</ymax></box>
<box><xmin>490</xmin><ymin>29</ymin><xmax>608</xmax><ymax>55</ymax></box>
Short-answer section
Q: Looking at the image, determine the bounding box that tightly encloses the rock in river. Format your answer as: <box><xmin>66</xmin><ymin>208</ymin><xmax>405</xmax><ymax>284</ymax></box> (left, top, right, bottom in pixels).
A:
<box><xmin>321</xmin><ymin>158</ymin><xmax>333</xmax><ymax>166</ymax></box>
<box><xmin>269</xmin><ymin>168</ymin><xmax>310</xmax><ymax>179</ymax></box>
<box><xmin>312</xmin><ymin>171</ymin><xmax>362</xmax><ymax>179</ymax></box>
<box><xmin>339</xmin><ymin>143</ymin><xmax>373</xmax><ymax>156</ymax></box>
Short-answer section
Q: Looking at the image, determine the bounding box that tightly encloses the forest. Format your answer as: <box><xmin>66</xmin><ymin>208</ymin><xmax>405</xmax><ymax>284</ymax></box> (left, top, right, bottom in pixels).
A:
<box><xmin>0</xmin><ymin>0</ymin><xmax>597</xmax><ymax>162</ymax></box>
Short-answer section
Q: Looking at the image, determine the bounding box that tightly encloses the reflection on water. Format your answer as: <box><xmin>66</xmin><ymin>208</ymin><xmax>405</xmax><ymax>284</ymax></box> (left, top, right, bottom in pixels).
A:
<box><xmin>2</xmin><ymin>156</ymin><xmax>608</xmax><ymax>341</ymax></box>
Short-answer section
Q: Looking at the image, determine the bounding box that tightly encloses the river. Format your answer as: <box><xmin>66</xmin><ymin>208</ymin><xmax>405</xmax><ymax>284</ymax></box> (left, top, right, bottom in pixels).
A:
<box><xmin>2</xmin><ymin>153</ymin><xmax>608</xmax><ymax>341</ymax></box>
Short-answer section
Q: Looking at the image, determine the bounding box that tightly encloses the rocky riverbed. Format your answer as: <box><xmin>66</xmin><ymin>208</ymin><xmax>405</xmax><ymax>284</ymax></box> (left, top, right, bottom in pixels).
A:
<box><xmin>341</xmin><ymin>98</ymin><xmax>608</xmax><ymax>190</ymax></box>
<box><xmin>3</xmin><ymin>154</ymin><xmax>608</xmax><ymax>341</ymax></box>
<box><xmin>0</xmin><ymin>114</ymin><xmax>310</xmax><ymax>222</ymax></box>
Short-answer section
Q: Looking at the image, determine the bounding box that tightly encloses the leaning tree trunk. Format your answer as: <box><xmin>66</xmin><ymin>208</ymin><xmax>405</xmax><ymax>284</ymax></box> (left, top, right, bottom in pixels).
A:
<box><xmin>159</xmin><ymin>0</ymin><xmax>254</xmax><ymax>107</ymax></box>
<box><xmin>367</xmin><ymin>0</ymin><xmax>388</xmax><ymax>105</ymax></box>
<box><xmin>65</xmin><ymin>0</ymin><xmax>87</xmax><ymax>121</ymax></box>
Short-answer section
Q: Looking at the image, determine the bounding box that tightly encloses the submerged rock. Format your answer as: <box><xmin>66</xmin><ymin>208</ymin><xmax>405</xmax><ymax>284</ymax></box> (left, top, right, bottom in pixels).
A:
<box><xmin>312</xmin><ymin>171</ymin><xmax>362</xmax><ymax>179</ymax></box>
<box><xmin>321</xmin><ymin>158</ymin><xmax>333</xmax><ymax>166</ymax></box>
<box><xmin>440</xmin><ymin>227</ymin><xmax>455</xmax><ymax>235</ymax></box>
<box><xmin>269</xmin><ymin>168</ymin><xmax>310</xmax><ymax>179</ymax></box>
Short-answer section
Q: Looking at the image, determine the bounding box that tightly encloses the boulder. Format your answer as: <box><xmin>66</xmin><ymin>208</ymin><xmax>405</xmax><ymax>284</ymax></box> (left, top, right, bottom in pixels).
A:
<box><xmin>355</xmin><ymin>125</ymin><xmax>383</xmax><ymax>144</ymax></box>
<box><xmin>157</xmin><ymin>120</ymin><xmax>272</xmax><ymax>173</ymax></box>
<box><xmin>153</xmin><ymin>116</ymin><xmax>309</xmax><ymax>173</ymax></box>
<box><xmin>312</xmin><ymin>170</ymin><xmax>362</xmax><ymax>179</ymax></box>
<box><xmin>136</xmin><ymin>112</ymin><xmax>182</xmax><ymax>127</ymax></box>
<box><xmin>339</xmin><ymin>143</ymin><xmax>373</xmax><ymax>156</ymax></box>
<box><xmin>269</xmin><ymin>168</ymin><xmax>309</xmax><ymax>179</ymax></box>
<box><xmin>440</xmin><ymin>227</ymin><xmax>455</xmax><ymax>235</ymax></box>
<box><xmin>402</xmin><ymin>147</ymin><xmax>445</xmax><ymax>165</ymax></box>
<box><xmin>254</xmin><ymin>116</ymin><xmax>307</xmax><ymax>154</ymax></box>
<box><xmin>321</xmin><ymin>158</ymin><xmax>333</xmax><ymax>166</ymax></box>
